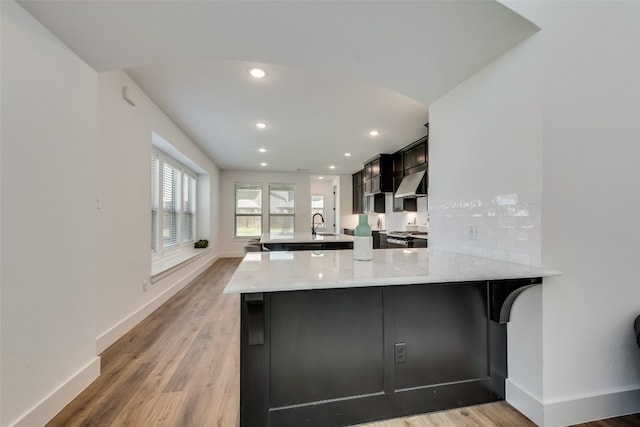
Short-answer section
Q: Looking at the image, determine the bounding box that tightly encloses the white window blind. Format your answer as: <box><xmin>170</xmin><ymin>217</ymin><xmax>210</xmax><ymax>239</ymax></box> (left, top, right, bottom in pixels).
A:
<box><xmin>183</xmin><ymin>173</ymin><xmax>196</xmax><ymax>243</ymax></box>
<box><xmin>269</xmin><ymin>184</ymin><xmax>295</xmax><ymax>234</ymax></box>
<box><xmin>151</xmin><ymin>150</ymin><xmax>198</xmax><ymax>257</ymax></box>
<box><xmin>235</xmin><ymin>183</ymin><xmax>262</xmax><ymax>237</ymax></box>
<box><xmin>163</xmin><ymin>162</ymin><xmax>180</xmax><ymax>248</ymax></box>
<box><xmin>151</xmin><ymin>155</ymin><xmax>159</xmax><ymax>253</ymax></box>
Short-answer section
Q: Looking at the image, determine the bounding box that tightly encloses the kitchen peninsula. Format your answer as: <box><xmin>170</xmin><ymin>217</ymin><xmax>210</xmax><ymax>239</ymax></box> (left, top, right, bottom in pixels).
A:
<box><xmin>260</xmin><ymin>232</ymin><xmax>354</xmax><ymax>251</ymax></box>
<box><xmin>225</xmin><ymin>249</ymin><xmax>559</xmax><ymax>427</ymax></box>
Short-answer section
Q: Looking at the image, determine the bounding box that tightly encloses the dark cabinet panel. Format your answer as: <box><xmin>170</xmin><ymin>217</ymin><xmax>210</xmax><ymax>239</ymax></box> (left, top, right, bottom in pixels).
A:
<box><xmin>393</xmin><ymin>197</ymin><xmax>417</xmax><ymax>212</ymax></box>
<box><xmin>379</xmin><ymin>233</ymin><xmax>388</xmax><ymax>249</ymax></box>
<box><xmin>393</xmin><ymin>283</ymin><xmax>488</xmax><ymax>390</ymax></box>
<box><xmin>352</xmin><ymin>170</ymin><xmax>364</xmax><ymax>214</ymax></box>
<box><xmin>365</xmin><ymin>194</ymin><xmax>385</xmax><ymax>213</ymax></box>
<box><xmin>393</xmin><ymin>152</ymin><xmax>403</xmax><ymax>175</ymax></box>
<box><xmin>403</xmin><ymin>138</ymin><xmax>427</xmax><ymax>170</ymax></box>
<box><xmin>363</xmin><ymin>154</ymin><xmax>393</xmax><ymax>194</ymax></box>
<box><xmin>270</xmin><ymin>288</ymin><xmax>384</xmax><ymax>407</ymax></box>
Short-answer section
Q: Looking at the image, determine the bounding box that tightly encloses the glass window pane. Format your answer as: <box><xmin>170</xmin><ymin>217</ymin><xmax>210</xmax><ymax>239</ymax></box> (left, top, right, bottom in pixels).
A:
<box><xmin>270</xmin><ymin>185</ymin><xmax>295</xmax><ymax>214</ymax></box>
<box><xmin>236</xmin><ymin>184</ymin><xmax>262</xmax><ymax>237</ymax></box>
<box><xmin>270</xmin><ymin>216</ymin><xmax>294</xmax><ymax>234</ymax></box>
<box><xmin>236</xmin><ymin>215</ymin><xmax>262</xmax><ymax>237</ymax></box>
<box><xmin>236</xmin><ymin>185</ymin><xmax>262</xmax><ymax>214</ymax></box>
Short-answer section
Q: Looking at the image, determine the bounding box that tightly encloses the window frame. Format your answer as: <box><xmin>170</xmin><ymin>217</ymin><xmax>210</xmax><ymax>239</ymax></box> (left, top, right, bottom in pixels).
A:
<box><xmin>234</xmin><ymin>183</ymin><xmax>263</xmax><ymax>238</ymax></box>
<box><xmin>311</xmin><ymin>194</ymin><xmax>325</xmax><ymax>219</ymax></box>
<box><xmin>269</xmin><ymin>183</ymin><xmax>296</xmax><ymax>234</ymax></box>
<box><xmin>152</xmin><ymin>149</ymin><xmax>198</xmax><ymax>259</ymax></box>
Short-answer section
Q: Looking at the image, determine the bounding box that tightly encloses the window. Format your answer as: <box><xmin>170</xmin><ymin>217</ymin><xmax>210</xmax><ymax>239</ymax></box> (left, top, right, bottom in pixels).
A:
<box><xmin>311</xmin><ymin>194</ymin><xmax>325</xmax><ymax>218</ymax></box>
<box><xmin>183</xmin><ymin>173</ymin><xmax>196</xmax><ymax>242</ymax></box>
<box><xmin>269</xmin><ymin>184</ymin><xmax>295</xmax><ymax>234</ymax></box>
<box><xmin>151</xmin><ymin>151</ymin><xmax>197</xmax><ymax>256</ymax></box>
<box><xmin>235</xmin><ymin>184</ymin><xmax>262</xmax><ymax>237</ymax></box>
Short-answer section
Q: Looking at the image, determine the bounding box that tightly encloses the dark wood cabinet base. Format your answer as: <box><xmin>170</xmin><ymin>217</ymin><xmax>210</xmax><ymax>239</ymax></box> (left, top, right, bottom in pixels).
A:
<box><xmin>240</xmin><ymin>279</ymin><xmax>535</xmax><ymax>426</ymax></box>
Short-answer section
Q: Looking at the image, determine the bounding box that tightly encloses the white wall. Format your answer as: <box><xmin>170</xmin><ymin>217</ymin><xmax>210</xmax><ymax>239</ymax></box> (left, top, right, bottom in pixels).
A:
<box><xmin>1</xmin><ymin>3</ymin><xmax>222</xmax><ymax>424</ymax></box>
<box><xmin>512</xmin><ymin>2</ymin><xmax>640</xmax><ymax>425</ymax></box>
<box><xmin>95</xmin><ymin>69</ymin><xmax>220</xmax><ymax>353</ymax></box>
<box><xmin>340</xmin><ymin>174</ymin><xmax>358</xmax><ymax>231</ymax></box>
<box><xmin>383</xmin><ymin>196</ymin><xmax>429</xmax><ymax>232</ymax></box>
<box><xmin>428</xmin><ymin>34</ymin><xmax>542</xmax><ymax>266</ymax></box>
<box><xmin>1</xmin><ymin>2</ymin><xmax>100</xmax><ymax>425</ymax></box>
<box><xmin>431</xmin><ymin>1</ymin><xmax>640</xmax><ymax>425</ymax></box>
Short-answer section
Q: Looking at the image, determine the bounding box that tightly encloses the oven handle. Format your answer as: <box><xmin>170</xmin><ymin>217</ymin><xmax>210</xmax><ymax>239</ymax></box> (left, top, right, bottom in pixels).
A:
<box><xmin>387</xmin><ymin>238</ymin><xmax>410</xmax><ymax>245</ymax></box>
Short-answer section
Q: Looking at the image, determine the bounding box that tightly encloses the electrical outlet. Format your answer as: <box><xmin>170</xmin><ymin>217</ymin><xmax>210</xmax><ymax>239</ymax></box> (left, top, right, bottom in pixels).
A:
<box><xmin>142</xmin><ymin>280</ymin><xmax>149</xmax><ymax>292</ymax></box>
<box><xmin>395</xmin><ymin>342</ymin><xmax>407</xmax><ymax>364</ymax></box>
<box><xmin>467</xmin><ymin>224</ymin><xmax>477</xmax><ymax>240</ymax></box>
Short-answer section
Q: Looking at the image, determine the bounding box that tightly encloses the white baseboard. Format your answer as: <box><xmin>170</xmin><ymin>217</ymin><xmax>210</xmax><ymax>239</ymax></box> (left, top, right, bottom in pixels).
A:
<box><xmin>506</xmin><ymin>379</ymin><xmax>544</xmax><ymax>426</ymax></box>
<box><xmin>12</xmin><ymin>357</ymin><xmax>100</xmax><ymax>427</ymax></box>
<box><xmin>96</xmin><ymin>253</ymin><xmax>218</xmax><ymax>354</ymax></box>
<box><xmin>543</xmin><ymin>386</ymin><xmax>640</xmax><ymax>426</ymax></box>
<box><xmin>507</xmin><ymin>379</ymin><xmax>640</xmax><ymax>426</ymax></box>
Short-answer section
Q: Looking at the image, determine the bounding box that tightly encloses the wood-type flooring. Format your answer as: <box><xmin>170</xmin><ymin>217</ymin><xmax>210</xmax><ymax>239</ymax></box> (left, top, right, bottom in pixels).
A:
<box><xmin>46</xmin><ymin>257</ymin><xmax>640</xmax><ymax>427</ymax></box>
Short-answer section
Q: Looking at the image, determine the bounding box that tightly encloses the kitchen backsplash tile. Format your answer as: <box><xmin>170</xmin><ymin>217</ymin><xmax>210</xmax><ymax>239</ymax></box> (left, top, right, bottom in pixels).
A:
<box><xmin>429</xmin><ymin>192</ymin><xmax>541</xmax><ymax>267</ymax></box>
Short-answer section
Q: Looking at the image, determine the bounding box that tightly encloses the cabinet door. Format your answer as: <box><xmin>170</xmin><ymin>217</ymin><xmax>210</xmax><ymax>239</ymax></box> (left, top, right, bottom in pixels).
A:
<box><xmin>393</xmin><ymin>153</ymin><xmax>403</xmax><ymax>175</ymax></box>
<box><xmin>379</xmin><ymin>233</ymin><xmax>388</xmax><ymax>249</ymax></box>
<box><xmin>370</xmin><ymin>159</ymin><xmax>381</xmax><ymax>177</ymax></box>
<box><xmin>363</xmin><ymin>179</ymin><xmax>372</xmax><ymax>194</ymax></box>
<box><xmin>371</xmin><ymin>176</ymin><xmax>380</xmax><ymax>193</ymax></box>
<box><xmin>352</xmin><ymin>186</ymin><xmax>363</xmax><ymax>214</ymax></box>
<box><xmin>414</xmin><ymin>142</ymin><xmax>426</xmax><ymax>166</ymax></box>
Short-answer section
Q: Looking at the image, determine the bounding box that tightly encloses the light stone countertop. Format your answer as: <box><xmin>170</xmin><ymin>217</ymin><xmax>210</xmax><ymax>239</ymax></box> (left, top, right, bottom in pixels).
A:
<box><xmin>224</xmin><ymin>248</ymin><xmax>560</xmax><ymax>294</ymax></box>
<box><xmin>260</xmin><ymin>232</ymin><xmax>354</xmax><ymax>244</ymax></box>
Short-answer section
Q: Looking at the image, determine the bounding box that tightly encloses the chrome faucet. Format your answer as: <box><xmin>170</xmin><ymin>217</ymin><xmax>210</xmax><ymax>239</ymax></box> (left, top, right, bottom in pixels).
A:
<box><xmin>312</xmin><ymin>213</ymin><xmax>324</xmax><ymax>235</ymax></box>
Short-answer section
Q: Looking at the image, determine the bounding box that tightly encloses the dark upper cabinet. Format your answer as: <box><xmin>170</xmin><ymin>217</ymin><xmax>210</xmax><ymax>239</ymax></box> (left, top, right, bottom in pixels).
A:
<box><xmin>393</xmin><ymin>196</ymin><xmax>418</xmax><ymax>212</ymax></box>
<box><xmin>403</xmin><ymin>136</ymin><xmax>428</xmax><ymax>170</ymax></box>
<box><xmin>363</xmin><ymin>154</ymin><xmax>393</xmax><ymax>194</ymax></box>
<box><xmin>392</xmin><ymin>134</ymin><xmax>428</xmax><ymax>211</ymax></box>
<box><xmin>352</xmin><ymin>170</ymin><xmax>364</xmax><ymax>214</ymax></box>
<box><xmin>364</xmin><ymin>194</ymin><xmax>386</xmax><ymax>213</ymax></box>
<box><xmin>393</xmin><ymin>152</ymin><xmax>404</xmax><ymax>174</ymax></box>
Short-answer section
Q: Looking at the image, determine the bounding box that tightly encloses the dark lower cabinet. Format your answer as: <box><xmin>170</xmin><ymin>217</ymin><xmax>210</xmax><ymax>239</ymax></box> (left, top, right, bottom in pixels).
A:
<box><xmin>239</xmin><ymin>278</ymin><xmax>541</xmax><ymax>426</ymax></box>
<box><xmin>261</xmin><ymin>241</ymin><xmax>353</xmax><ymax>251</ymax></box>
<box><xmin>342</xmin><ymin>229</ymin><xmax>382</xmax><ymax>249</ymax></box>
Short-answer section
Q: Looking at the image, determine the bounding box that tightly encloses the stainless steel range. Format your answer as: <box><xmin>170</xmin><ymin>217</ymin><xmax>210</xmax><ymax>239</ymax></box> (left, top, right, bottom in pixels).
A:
<box><xmin>385</xmin><ymin>231</ymin><xmax>428</xmax><ymax>248</ymax></box>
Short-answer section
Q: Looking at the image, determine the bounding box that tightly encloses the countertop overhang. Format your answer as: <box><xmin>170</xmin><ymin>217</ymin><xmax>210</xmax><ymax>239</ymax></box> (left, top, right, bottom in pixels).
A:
<box><xmin>260</xmin><ymin>232</ymin><xmax>354</xmax><ymax>244</ymax></box>
<box><xmin>224</xmin><ymin>248</ymin><xmax>560</xmax><ymax>294</ymax></box>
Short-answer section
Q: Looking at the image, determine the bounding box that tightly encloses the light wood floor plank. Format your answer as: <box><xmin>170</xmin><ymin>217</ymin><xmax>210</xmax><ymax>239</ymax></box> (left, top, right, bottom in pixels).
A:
<box><xmin>46</xmin><ymin>257</ymin><xmax>640</xmax><ymax>427</ymax></box>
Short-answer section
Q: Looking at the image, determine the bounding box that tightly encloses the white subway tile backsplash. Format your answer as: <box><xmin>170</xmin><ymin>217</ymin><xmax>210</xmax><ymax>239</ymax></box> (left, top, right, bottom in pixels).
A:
<box><xmin>429</xmin><ymin>191</ymin><xmax>542</xmax><ymax>267</ymax></box>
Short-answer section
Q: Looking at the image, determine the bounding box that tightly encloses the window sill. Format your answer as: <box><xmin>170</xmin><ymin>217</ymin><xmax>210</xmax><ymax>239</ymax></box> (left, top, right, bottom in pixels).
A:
<box><xmin>151</xmin><ymin>247</ymin><xmax>211</xmax><ymax>283</ymax></box>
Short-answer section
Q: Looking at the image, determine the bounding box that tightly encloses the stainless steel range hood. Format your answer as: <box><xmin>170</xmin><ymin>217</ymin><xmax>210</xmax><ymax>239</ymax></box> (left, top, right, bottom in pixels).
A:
<box><xmin>394</xmin><ymin>170</ymin><xmax>426</xmax><ymax>198</ymax></box>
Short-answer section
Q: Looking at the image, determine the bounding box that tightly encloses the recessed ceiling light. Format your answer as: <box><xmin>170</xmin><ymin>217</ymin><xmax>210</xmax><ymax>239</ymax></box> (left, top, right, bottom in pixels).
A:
<box><xmin>260</xmin><ymin>162</ymin><xmax>267</xmax><ymax>167</ymax></box>
<box><xmin>344</xmin><ymin>152</ymin><xmax>352</xmax><ymax>157</ymax></box>
<box><xmin>329</xmin><ymin>165</ymin><xmax>336</xmax><ymax>170</ymax></box>
<box><xmin>249</xmin><ymin>68</ymin><xmax>266</xmax><ymax>78</ymax></box>
<box><xmin>256</xmin><ymin>122</ymin><xmax>267</xmax><ymax>129</ymax></box>
<box><xmin>259</xmin><ymin>148</ymin><xmax>267</xmax><ymax>153</ymax></box>
<box><xmin>319</xmin><ymin>176</ymin><xmax>324</xmax><ymax>180</ymax></box>
<box><xmin>369</xmin><ymin>130</ymin><xmax>380</xmax><ymax>137</ymax></box>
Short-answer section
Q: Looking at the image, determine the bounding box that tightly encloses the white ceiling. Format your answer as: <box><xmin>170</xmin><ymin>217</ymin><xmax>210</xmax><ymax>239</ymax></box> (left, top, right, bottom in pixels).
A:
<box><xmin>17</xmin><ymin>0</ymin><xmax>538</xmax><ymax>175</ymax></box>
